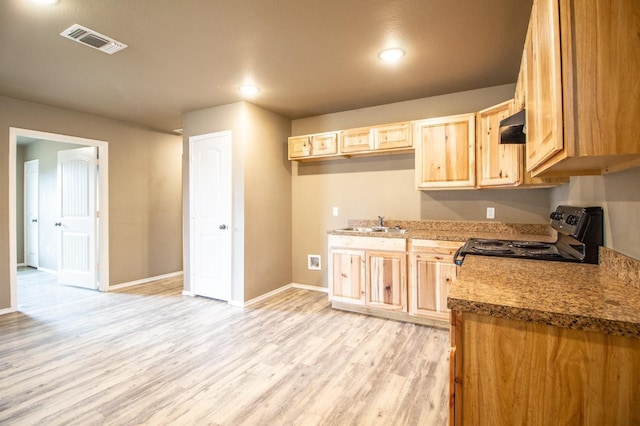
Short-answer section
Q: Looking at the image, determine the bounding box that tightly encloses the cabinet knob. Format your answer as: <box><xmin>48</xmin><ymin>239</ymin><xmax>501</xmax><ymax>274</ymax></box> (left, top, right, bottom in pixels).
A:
<box><xmin>341</xmin><ymin>273</ymin><xmax>348</xmax><ymax>278</ymax></box>
<box><xmin>385</xmin><ymin>285</ymin><xmax>391</xmax><ymax>290</ymax></box>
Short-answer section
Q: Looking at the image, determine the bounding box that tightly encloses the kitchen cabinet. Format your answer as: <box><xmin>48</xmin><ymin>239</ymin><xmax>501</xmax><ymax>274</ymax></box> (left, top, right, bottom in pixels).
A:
<box><xmin>290</xmin><ymin>121</ymin><xmax>412</xmax><ymax>160</ymax></box>
<box><xmin>414</xmin><ymin>113</ymin><xmax>476</xmax><ymax>189</ymax></box>
<box><xmin>287</xmin><ymin>131</ymin><xmax>338</xmax><ymax>159</ymax></box>
<box><xmin>374</xmin><ymin>122</ymin><xmax>412</xmax><ymax>150</ymax></box>
<box><xmin>366</xmin><ymin>251</ymin><xmax>406</xmax><ymax>311</ymax></box>
<box><xmin>409</xmin><ymin>239</ymin><xmax>462</xmax><ymax>322</ymax></box>
<box><xmin>476</xmin><ymin>101</ymin><xmax>522</xmax><ymax>187</ymax></box>
<box><xmin>330</xmin><ymin>249</ymin><xmax>365</xmax><ymax>304</ymax></box>
<box><xmin>525</xmin><ymin>0</ymin><xmax>640</xmax><ymax>176</ymax></box>
<box><xmin>340</xmin><ymin>127</ymin><xmax>373</xmax><ymax>153</ymax></box>
<box><xmin>328</xmin><ymin>235</ymin><xmax>410</xmax><ymax>321</ymax></box>
<box><xmin>476</xmin><ymin>100</ymin><xmax>567</xmax><ymax>188</ymax></box>
<box><xmin>450</xmin><ymin>310</ymin><xmax>640</xmax><ymax>425</ymax></box>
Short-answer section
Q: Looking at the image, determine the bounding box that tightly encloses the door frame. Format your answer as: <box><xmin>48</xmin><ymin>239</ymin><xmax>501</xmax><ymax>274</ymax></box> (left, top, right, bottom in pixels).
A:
<box><xmin>8</xmin><ymin>128</ymin><xmax>110</xmax><ymax>310</ymax></box>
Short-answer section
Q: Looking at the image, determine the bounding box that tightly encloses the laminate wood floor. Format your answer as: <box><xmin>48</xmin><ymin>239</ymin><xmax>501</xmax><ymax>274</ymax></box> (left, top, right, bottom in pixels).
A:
<box><xmin>1</xmin><ymin>268</ymin><xmax>450</xmax><ymax>425</ymax></box>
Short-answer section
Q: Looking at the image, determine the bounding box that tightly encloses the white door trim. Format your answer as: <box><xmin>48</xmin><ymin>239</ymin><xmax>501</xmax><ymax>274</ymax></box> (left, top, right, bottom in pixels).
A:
<box><xmin>9</xmin><ymin>128</ymin><xmax>110</xmax><ymax>311</ymax></box>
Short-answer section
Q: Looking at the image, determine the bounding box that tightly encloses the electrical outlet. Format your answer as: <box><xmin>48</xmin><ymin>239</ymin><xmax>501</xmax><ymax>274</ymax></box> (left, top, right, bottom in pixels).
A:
<box><xmin>486</xmin><ymin>207</ymin><xmax>495</xmax><ymax>219</ymax></box>
<box><xmin>332</xmin><ymin>207</ymin><xmax>339</xmax><ymax>216</ymax></box>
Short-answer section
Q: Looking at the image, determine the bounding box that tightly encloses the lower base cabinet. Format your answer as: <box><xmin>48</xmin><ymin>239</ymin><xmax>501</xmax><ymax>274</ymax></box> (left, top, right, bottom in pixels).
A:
<box><xmin>449</xmin><ymin>311</ymin><xmax>640</xmax><ymax>426</ymax></box>
<box><xmin>329</xmin><ymin>235</ymin><xmax>460</xmax><ymax>326</ymax></box>
<box><xmin>409</xmin><ymin>240</ymin><xmax>463</xmax><ymax>321</ymax></box>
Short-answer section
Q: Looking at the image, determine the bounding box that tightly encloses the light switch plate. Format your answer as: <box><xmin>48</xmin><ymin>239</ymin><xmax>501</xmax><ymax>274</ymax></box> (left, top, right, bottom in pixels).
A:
<box><xmin>486</xmin><ymin>207</ymin><xmax>495</xmax><ymax>219</ymax></box>
<box><xmin>332</xmin><ymin>207</ymin><xmax>339</xmax><ymax>216</ymax></box>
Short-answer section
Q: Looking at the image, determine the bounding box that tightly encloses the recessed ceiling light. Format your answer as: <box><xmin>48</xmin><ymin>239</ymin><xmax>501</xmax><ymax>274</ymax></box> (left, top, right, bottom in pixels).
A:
<box><xmin>378</xmin><ymin>48</ymin><xmax>405</xmax><ymax>63</ymax></box>
<box><xmin>30</xmin><ymin>0</ymin><xmax>59</xmax><ymax>4</ymax></box>
<box><xmin>239</xmin><ymin>84</ymin><xmax>260</xmax><ymax>95</ymax></box>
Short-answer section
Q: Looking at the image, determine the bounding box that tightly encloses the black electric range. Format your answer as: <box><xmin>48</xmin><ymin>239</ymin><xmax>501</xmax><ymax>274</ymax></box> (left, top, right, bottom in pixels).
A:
<box><xmin>454</xmin><ymin>206</ymin><xmax>603</xmax><ymax>266</ymax></box>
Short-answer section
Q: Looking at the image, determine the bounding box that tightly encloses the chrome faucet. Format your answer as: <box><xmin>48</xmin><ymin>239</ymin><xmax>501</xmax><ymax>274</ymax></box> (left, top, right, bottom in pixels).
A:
<box><xmin>378</xmin><ymin>216</ymin><xmax>385</xmax><ymax>227</ymax></box>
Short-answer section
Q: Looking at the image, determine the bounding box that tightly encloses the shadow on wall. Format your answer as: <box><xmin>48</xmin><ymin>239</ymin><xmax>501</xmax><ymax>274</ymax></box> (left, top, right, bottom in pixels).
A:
<box><xmin>296</xmin><ymin>154</ymin><xmax>415</xmax><ymax>176</ymax></box>
<box><xmin>421</xmin><ymin>187</ymin><xmax>554</xmax><ymax>223</ymax></box>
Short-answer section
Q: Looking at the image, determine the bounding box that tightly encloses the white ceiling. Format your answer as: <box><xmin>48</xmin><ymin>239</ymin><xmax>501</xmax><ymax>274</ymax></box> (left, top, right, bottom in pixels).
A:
<box><xmin>0</xmin><ymin>0</ymin><xmax>533</xmax><ymax>133</ymax></box>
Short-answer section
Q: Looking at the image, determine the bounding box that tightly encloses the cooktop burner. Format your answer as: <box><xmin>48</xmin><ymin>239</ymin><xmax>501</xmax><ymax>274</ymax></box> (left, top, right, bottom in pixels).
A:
<box><xmin>454</xmin><ymin>206</ymin><xmax>603</xmax><ymax>266</ymax></box>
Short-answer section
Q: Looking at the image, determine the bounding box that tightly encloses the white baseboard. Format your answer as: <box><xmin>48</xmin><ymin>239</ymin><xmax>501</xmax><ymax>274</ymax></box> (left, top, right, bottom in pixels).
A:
<box><xmin>0</xmin><ymin>307</ymin><xmax>18</xmax><ymax>316</ymax></box>
<box><xmin>37</xmin><ymin>267</ymin><xmax>58</xmax><ymax>275</ymax></box>
<box><xmin>109</xmin><ymin>271</ymin><xmax>184</xmax><ymax>291</ymax></box>
<box><xmin>182</xmin><ymin>290</ymin><xmax>195</xmax><ymax>297</ymax></box>
<box><xmin>232</xmin><ymin>282</ymin><xmax>328</xmax><ymax>308</ymax></box>
<box><xmin>17</xmin><ymin>263</ymin><xmax>25</xmax><ymax>267</ymax></box>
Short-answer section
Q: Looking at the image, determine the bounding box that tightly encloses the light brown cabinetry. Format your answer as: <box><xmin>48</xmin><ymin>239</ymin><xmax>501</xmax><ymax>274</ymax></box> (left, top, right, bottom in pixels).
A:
<box><xmin>366</xmin><ymin>251</ymin><xmax>406</xmax><ymax>311</ymax></box>
<box><xmin>476</xmin><ymin>101</ymin><xmax>522</xmax><ymax>187</ymax></box>
<box><xmin>331</xmin><ymin>249</ymin><xmax>365</xmax><ymax>304</ymax></box>
<box><xmin>409</xmin><ymin>240</ymin><xmax>462</xmax><ymax>322</ymax></box>
<box><xmin>374</xmin><ymin>122</ymin><xmax>412</xmax><ymax>151</ymax></box>
<box><xmin>476</xmin><ymin>100</ymin><xmax>567</xmax><ymax>188</ymax></box>
<box><xmin>450</xmin><ymin>311</ymin><xmax>640</xmax><ymax>425</ymax></box>
<box><xmin>415</xmin><ymin>113</ymin><xmax>476</xmax><ymax>189</ymax></box>
<box><xmin>525</xmin><ymin>0</ymin><xmax>640</xmax><ymax>176</ymax></box>
<box><xmin>328</xmin><ymin>235</ymin><xmax>410</xmax><ymax>320</ymax></box>
<box><xmin>287</xmin><ymin>132</ymin><xmax>338</xmax><ymax>159</ymax></box>
<box><xmin>341</xmin><ymin>127</ymin><xmax>373</xmax><ymax>153</ymax></box>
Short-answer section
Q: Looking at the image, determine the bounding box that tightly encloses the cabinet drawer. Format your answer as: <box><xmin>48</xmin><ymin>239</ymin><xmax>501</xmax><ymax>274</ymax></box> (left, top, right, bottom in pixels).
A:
<box><xmin>312</xmin><ymin>133</ymin><xmax>338</xmax><ymax>156</ymax></box>
<box><xmin>329</xmin><ymin>235</ymin><xmax>406</xmax><ymax>252</ymax></box>
<box><xmin>411</xmin><ymin>239</ymin><xmax>463</xmax><ymax>255</ymax></box>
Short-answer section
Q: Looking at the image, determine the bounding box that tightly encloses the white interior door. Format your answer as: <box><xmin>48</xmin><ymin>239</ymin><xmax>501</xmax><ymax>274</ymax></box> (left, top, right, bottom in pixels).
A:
<box><xmin>57</xmin><ymin>147</ymin><xmax>98</xmax><ymax>289</ymax></box>
<box><xmin>189</xmin><ymin>131</ymin><xmax>232</xmax><ymax>301</ymax></box>
<box><xmin>24</xmin><ymin>160</ymin><xmax>39</xmax><ymax>268</ymax></box>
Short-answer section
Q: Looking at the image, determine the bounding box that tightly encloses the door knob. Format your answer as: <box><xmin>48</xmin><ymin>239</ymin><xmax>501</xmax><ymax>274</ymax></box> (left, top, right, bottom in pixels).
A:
<box><xmin>32</xmin><ymin>219</ymin><xmax>38</xmax><ymax>223</ymax></box>
<box><xmin>55</xmin><ymin>222</ymin><xmax>62</xmax><ymax>227</ymax></box>
<box><xmin>219</xmin><ymin>224</ymin><xmax>227</xmax><ymax>230</ymax></box>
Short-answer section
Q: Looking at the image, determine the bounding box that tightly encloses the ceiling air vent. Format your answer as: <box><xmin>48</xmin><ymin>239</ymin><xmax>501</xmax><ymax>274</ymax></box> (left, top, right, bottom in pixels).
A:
<box><xmin>60</xmin><ymin>24</ymin><xmax>127</xmax><ymax>54</ymax></box>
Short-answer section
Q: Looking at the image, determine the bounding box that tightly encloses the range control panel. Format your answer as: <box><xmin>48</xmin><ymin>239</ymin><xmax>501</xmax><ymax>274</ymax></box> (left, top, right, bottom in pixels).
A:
<box><xmin>550</xmin><ymin>206</ymin><xmax>603</xmax><ymax>239</ymax></box>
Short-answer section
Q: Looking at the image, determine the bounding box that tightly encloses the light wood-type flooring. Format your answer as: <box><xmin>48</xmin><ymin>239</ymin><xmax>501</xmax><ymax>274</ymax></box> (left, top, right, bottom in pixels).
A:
<box><xmin>0</xmin><ymin>268</ymin><xmax>449</xmax><ymax>425</ymax></box>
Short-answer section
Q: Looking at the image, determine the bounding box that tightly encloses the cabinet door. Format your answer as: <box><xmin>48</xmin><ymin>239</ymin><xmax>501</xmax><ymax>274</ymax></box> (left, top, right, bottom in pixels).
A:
<box><xmin>410</xmin><ymin>253</ymin><xmax>458</xmax><ymax>320</ymax></box>
<box><xmin>288</xmin><ymin>136</ymin><xmax>311</xmax><ymax>159</ymax></box>
<box><xmin>525</xmin><ymin>0</ymin><xmax>564</xmax><ymax>171</ymax></box>
<box><xmin>415</xmin><ymin>113</ymin><xmax>476</xmax><ymax>189</ymax></box>
<box><xmin>312</xmin><ymin>133</ymin><xmax>338</xmax><ymax>156</ymax></box>
<box><xmin>374</xmin><ymin>122</ymin><xmax>412</xmax><ymax>150</ymax></box>
<box><xmin>366</xmin><ymin>251</ymin><xmax>407</xmax><ymax>311</ymax></box>
<box><xmin>331</xmin><ymin>250</ymin><xmax>365</xmax><ymax>303</ymax></box>
<box><xmin>476</xmin><ymin>100</ymin><xmax>522</xmax><ymax>187</ymax></box>
<box><xmin>341</xmin><ymin>127</ymin><xmax>373</xmax><ymax>153</ymax></box>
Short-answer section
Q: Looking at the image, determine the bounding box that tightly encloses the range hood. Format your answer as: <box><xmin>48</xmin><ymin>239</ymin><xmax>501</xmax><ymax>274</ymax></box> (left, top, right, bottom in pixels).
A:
<box><xmin>499</xmin><ymin>109</ymin><xmax>526</xmax><ymax>144</ymax></box>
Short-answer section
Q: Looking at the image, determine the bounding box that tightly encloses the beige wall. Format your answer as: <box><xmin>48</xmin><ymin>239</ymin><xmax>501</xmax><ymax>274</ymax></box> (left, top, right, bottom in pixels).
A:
<box><xmin>291</xmin><ymin>84</ymin><xmax>553</xmax><ymax>287</ymax></box>
<box><xmin>550</xmin><ymin>168</ymin><xmax>640</xmax><ymax>260</ymax></box>
<box><xmin>182</xmin><ymin>101</ymin><xmax>292</xmax><ymax>302</ymax></box>
<box><xmin>0</xmin><ymin>95</ymin><xmax>183</xmax><ymax>309</ymax></box>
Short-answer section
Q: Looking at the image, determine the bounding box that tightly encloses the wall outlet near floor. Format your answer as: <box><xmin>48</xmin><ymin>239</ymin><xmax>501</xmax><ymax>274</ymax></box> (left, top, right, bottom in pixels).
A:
<box><xmin>486</xmin><ymin>207</ymin><xmax>495</xmax><ymax>219</ymax></box>
<box><xmin>332</xmin><ymin>207</ymin><xmax>339</xmax><ymax>216</ymax></box>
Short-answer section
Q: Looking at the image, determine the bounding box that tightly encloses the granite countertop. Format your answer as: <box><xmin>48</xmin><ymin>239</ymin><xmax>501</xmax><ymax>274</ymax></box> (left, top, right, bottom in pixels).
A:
<box><xmin>329</xmin><ymin>219</ymin><xmax>557</xmax><ymax>243</ymax></box>
<box><xmin>448</xmin><ymin>249</ymin><xmax>640</xmax><ymax>339</ymax></box>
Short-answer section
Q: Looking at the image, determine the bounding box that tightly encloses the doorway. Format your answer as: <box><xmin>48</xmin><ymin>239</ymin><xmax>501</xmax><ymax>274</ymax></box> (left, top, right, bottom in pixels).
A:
<box><xmin>8</xmin><ymin>128</ymin><xmax>110</xmax><ymax>311</ymax></box>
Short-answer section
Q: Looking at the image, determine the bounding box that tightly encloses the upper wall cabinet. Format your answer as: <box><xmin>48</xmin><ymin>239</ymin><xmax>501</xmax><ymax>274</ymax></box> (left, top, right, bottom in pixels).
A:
<box><xmin>476</xmin><ymin>99</ymin><xmax>567</xmax><ymax>188</ymax></box>
<box><xmin>525</xmin><ymin>0</ymin><xmax>640</xmax><ymax>177</ymax></box>
<box><xmin>288</xmin><ymin>132</ymin><xmax>338</xmax><ymax>159</ymax></box>
<box><xmin>289</xmin><ymin>122</ymin><xmax>413</xmax><ymax>161</ymax></box>
<box><xmin>415</xmin><ymin>113</ymin><xmax>476</xmax><ymax>189</ymax></box>
<box><xmin>476</xmin><ymin>100</ymin><xmax>522</xmax><ymax>187</ymax></box>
